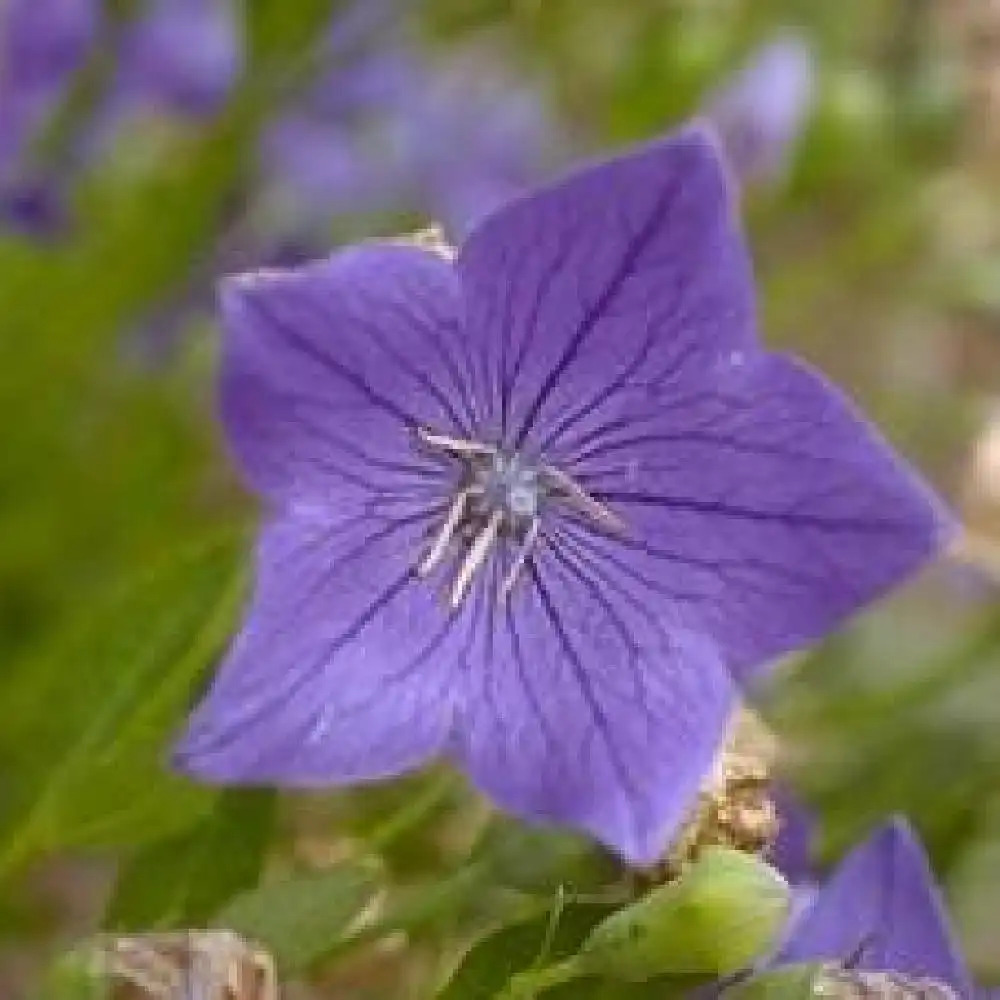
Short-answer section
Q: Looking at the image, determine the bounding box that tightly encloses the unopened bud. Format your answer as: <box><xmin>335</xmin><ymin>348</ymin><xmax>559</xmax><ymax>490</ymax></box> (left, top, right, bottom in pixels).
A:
<box><xmin>578</xmin><ymin>847</ymin><xmax>790</xmax><ymax>981</ymax></box>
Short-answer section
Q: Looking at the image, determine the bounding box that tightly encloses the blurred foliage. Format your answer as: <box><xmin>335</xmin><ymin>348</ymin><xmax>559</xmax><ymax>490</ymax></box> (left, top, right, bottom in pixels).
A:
<box><xmin>1</xmin><ymin>0</ymin><xmax>999</xmax><ymax>996</ymax></box>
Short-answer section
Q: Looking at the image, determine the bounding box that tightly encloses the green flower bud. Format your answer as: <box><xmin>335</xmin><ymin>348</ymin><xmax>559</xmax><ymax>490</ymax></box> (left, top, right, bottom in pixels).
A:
<box><xmin>577</xmin><ymin>847</ymin><xmax>790</xmax><ymax>981</ymax></box>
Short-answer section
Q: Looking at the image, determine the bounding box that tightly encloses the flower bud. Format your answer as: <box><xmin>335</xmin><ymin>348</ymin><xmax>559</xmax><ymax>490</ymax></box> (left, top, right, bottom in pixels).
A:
<box><xmin>577</xmin><ymin>847</ymin><xmax>790</xmax><ymax>981</ymax></box>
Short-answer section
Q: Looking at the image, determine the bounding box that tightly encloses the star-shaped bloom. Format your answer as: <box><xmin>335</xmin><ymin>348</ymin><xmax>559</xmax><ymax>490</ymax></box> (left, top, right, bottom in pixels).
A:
<box><xmin>703</xmin><ymin>31</ymin><xmax>815</xmax><ymax>187</ymax></box>
<box><xmin>770</xmin><ymin>818</ymin><xmax>983</xmax><ymax>998</ymax></box>
<box><xmin>174</xmin><ymin>126</ymin><xmax>952</xmax><ymax>862</ymax></box>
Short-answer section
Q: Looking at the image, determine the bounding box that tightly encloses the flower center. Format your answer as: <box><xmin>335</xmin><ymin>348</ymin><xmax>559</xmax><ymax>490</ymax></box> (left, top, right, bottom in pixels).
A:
<box><xmin>416</xmin><ymin>428</ymin><xmax>624</xmax><ymax>606</ymax></box>
<box><xmin>815</xmin><ymin>966</ymin><xmax>959</xmax><ymax>999</ymax></box>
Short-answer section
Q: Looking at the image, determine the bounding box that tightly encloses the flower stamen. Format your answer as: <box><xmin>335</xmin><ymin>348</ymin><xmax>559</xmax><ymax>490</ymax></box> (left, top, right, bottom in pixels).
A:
<box><xmin>543</xmin><ymin>466</ymin><xmax>626</xmax><ymax>534</ymax></box>
<box><xmin>418</xmin><ymin>427</ymin><xmax>496</xmax><ymax>459</ymax></box>
<box><xmin>419</xmin><ymin>486</ymin><xmax>475</xmax><ymax>577</ymax></box>
<box><xmin>501</xmin><ymin>515</ymin><xmax>541</xmax><ymax>598</ymax></box>
<box><xmin>452</xmin><ymin>508</ymin><xmax>503</xmax><ymax>607</ymax></box>
<box><xmin>418</xmin><ymin>426</ymin><xmax>624</xmax><ymax>606</ymax></box>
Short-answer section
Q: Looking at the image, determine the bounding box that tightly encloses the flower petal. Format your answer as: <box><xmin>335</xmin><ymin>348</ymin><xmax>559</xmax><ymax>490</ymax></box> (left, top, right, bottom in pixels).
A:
<box><xmin>562</xmin><ymin>351</ymin><xmax>954</xmax><ymax>685</ymax></box>
<box><xmin>771</xmin><ymin>786</ymin><xmax>816</xmax><ymax>886</ymax></box>
<box><xmin>219</xmin><ymin>243</ymin><xmax>477</xmax><ymax>504</ymax></box>
<box><xmin>702</xmin><ymin>31</ymin><xmax>815</xmax><ymax>187</ymax></box>
<box><xmin>174</xmin><ymin>509</ymin><xmax>473</xmax><ymax>783</ymax></box>
<box><xmin>777</xmin><ymin>818</ymin><xmax>974</xmax><ymax>996</ymax></box>
<box><xmin>452</xmin><ymin>548</ymin><xmax>735</xmax><ymax>864</ymax></box>
<box><xmin>457</xmin><ymin>124</ymin><xmax>755</xmax><ymax>453</ymax></box>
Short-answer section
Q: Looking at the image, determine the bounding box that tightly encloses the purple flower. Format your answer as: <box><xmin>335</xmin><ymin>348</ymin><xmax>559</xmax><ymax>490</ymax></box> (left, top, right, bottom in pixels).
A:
<box><xmin>259</xmin><ymin>116</ymin><xmax>396</xmax><ymax>222</ymax></box>
<box><xmin>258</xmin><ymin>47</ymin><xmax>418</xmax><ymax>223</ymax></box>
<box><xmin>770</xmin><ymin>786</ymin><xmax>816</xmax><ymax>887</ymax></box>
<box><xmin>174</xmin><ymin>126</ymin><xmax>952</xmax><ymax>862</ymax></box>
<box><xmin>0</xmin><ymin>0</ymin><xmax>240</xmax><ymax>237</ymax></box>
<box><xmin>0</xmin><ymin>173</ymin><xmax>67</xmax><ymax>236</ymax></box>
<box><xmin>260</xmin><ymin>45</ymin><xmax>557</xmax><ymax>237</ymax></box>
<box><xmin>382</xmin><ymin>57</ymin><xmax>558</xmax><ymax>232</ymax></box>
<box><xmin>0</xmin><ymin>0</ymin><xmax>100</xmax><ymax>178</ymax></box>
<box><xmin>256</xmin><ymin>0</ymin><xmax>415</xmax><ymax>225</ymax></box>
<box><xmin>113</xmin><ymin>0</ymin><xmax>241</xmax><ymax>117</ymax></box>
<box><xmin>703</xmin><ymin>31</ymin><xmax>815</xmax><ymax>187</ymax></box>
<box><xmin>774</xmin><ymin>818</ymin><xmax>977</xmax><ymax>998</ymax></box>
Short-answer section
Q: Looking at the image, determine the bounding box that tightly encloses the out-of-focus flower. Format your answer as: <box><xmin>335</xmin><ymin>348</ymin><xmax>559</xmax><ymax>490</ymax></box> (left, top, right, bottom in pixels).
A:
<box><xmin>383</xmin><ymin>55</ymin><xmax>558</xmax><ymax>233</ymax></box>
<box><xmin>257</xmin><ymin>46</ymin><xmax>418</xmax><ymax>226</ymax></box>
<box><xmin>703</xmin><ymin>31</ymin><xmax>815</xmax><ymax>187</ymax></box>
<box><xmin>112</xmin><ymin>0</ymin><xmax>241</xmax><ymax>118</ymax></box>
<box><xmin>260</xmin><ymin>44</ymin><xmax>558</xmax><ymax>239</ymax></box>
<box><xmin>764</xmin><ymin>818</ymin><xmax>977</xmax><ymax>998</ymax></box>
<box><xmin>174</xmin><ymin>127</ymin><xmax>951</xmax><ymax>863</ymax></box>
<box><xmin>0</xmin><ymin>0</ymin><xmax>241</xmax><ymax>236</ymax></box>
<box><xmin>0</xmin><ymin>0</ymin><xmax>100</xmax><ymax>229</ymax></box>
<box><xmin>0</xmin><ymin>0</ymin><xmax>100</xmax><ymax>178</ymax></box>
<box><xmin>0</xmin><ymin>172</ymin><xmax>67</xmax><ymax>237</ymax></box>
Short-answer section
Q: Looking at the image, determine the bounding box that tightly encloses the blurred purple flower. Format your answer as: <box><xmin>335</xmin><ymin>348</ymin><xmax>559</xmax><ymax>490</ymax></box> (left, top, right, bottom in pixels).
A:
<box><xmin>322</xmin><ymin>0</ymin><xmax>402</xmax><ymax>57</ymax></box>
<box><xmin>174</xmin><ymin>127</ymin><xmax>951</xmax><ymax>861</ymax></box>
<box><xmin>0</xmin><ymin>0</ymin><xmax>241</xmax><ymax>236</ymax></box>
<box><xmin>774</xmin><ymin>818</ymin><xmax>977</xmax><ymax>998</ymax></box>
<box><xmin>703</xmin><ymin>31</ymin><xmax>815</xmax><ymax>187</ymax></box>
<box><xmin>383</xmin><ymin>57</ymin><xmax>557</xmax><ymax>232</ymax></box>
<box><xmin>0</xmin><ymin>173</ymin><xmax>68</xmax><ymax>236</ymax></box>
<box><xmin>0</xmin><ymin>0</ymin><xmax>99</xmax><ymax>184</ymax></box>
<box><xmin>260</xmin><ymin>22</ymin><xmax>557</xmax><ymax>237</ymax></box>
<box><xmin>258</xmin><ymin>46</ymin><xmax>418</xmax><ymax>223</ymax></box>
<box><xmin>311</xmin><ymin>47</ymin><xmax>417</xmax><ymax>120</ymax></box>
<box><xmin>260</xmin><ymin>117</ymin><xmax>394</xmax><ymax>220</ymax></box>
<box><xmin>113</xmin><ymin>0</ymin><xmax>241</xmax><ymax>117</ymax></box>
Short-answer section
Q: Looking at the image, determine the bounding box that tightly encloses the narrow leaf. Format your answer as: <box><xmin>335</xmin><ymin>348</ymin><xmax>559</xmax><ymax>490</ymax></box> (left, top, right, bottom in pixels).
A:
<box><xmin>211</xmin><ymin>863</ymin><xmax>378</xmax><ymax>974</ymax></box>
<box><xmin>0</xmin><ymin>535</ymin><xmax>243</xmax><ymax>878</ymax></box>
<box><xmin>436</xmin><ymin>902</ymin><xmax>613</xmax><ymax>1000</ymax></box>
<box><xmin>104</xmin><ymin>788</ymin><xmax>277</xmax><ymax>930</ymax></box>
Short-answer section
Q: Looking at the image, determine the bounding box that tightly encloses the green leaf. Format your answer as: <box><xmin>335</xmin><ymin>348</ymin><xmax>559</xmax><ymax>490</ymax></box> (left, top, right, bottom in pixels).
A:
<box><xmin>355</xmin><ymin>864</ymin><xmax>494</xmax><ymax>950</ymax></box>
<box><xmin>577</xmin><ymin>848</ymin><xmax>789</xmax><ymax>981</ymax></box>
<box><xmin>211</xmin><ymin>863</ymin><xmax>378</xmax><ymax>974</ymax></box>
<box><xmin>103</xmin><ymin>788</ymin><xmax>277</xmax><ymax>930</ymax></box>
<box><xmin>435</xmin><ymin>901</ymin><xmax>614</xmax><ymax>1000</ymax></box>
<box><xmin>471</xmin><ymin>816</ymin><xmax>617</xmax><ymax>896</ymax></box>
<box><xmin>0</xmin><ymin>535</ymin><xmax>244</xmax><ymax>878</ymax></box>
<box><xmin>503</xmin><ymin>966</ymin><xmax>703</xmax><ymax>1000</ymax></box>
<box><xmin>27</xmin><ymin>949</ymin><xmax>109</xmax><ymax>1000</ymax></box>
<box><xmin>334</xmin><ymin>767</ymin><xmax>463</xmax><ymax>876</ymax></box>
